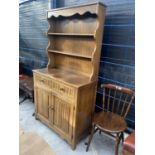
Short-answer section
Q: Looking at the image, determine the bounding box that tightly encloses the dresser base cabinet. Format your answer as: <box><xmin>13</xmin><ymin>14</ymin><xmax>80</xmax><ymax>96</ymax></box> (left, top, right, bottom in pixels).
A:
<box><xmin>33</xmin><ymin>71</ymin><xmax>97</xmax><ymax>149</ymax></box>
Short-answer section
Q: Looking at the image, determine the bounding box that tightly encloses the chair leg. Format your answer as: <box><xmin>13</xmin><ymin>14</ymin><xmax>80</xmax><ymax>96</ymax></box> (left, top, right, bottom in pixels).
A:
<box><xmin>121</xmin><ymin>132</ymin><xmax>124</xmax><ymax>143</ymax></box>
<box><xmin>19</xmin><ymin>94</ymin><xmax>28</xmax><ymax>104</ymax></box>
<box><xmin>86</xmin><ymin>124</ymin><xmax>95</xmax><ymax>152</ymax></box>
<box><xmin>115</xmin><ymin>133</ymin><xmax>121</xmax><ymax>155</ymax></box>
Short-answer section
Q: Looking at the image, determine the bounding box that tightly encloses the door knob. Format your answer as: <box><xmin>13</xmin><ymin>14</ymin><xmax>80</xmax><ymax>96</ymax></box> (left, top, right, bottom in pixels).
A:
<box><xmin>49</xmin><ymin>105</ymin><xmax>54</xmax><ymax>110</ymax></box>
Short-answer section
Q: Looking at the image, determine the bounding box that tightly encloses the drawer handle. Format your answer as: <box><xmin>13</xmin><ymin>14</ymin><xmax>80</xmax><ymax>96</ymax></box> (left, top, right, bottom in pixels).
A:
<box><xmin>49</xmin><ymin>106</ymin><xmax>54</xmax><ymax>110</ymax></box>
<box><xmin>40</xmin><ymin>79</ymin><xmax>45</xmax><ymax>83</ymax></box>
<box><xmin>60</xmin><ymin>88</ymin><xmax>65</xmax><ymax>92</ymax></box>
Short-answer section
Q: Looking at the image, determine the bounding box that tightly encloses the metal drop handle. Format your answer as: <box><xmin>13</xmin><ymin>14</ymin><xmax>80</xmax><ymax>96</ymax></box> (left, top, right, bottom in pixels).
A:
<box><xmin>60</xmin><ymin>88</ymin><xmax>65</xmax><ymax>92</ymax></box>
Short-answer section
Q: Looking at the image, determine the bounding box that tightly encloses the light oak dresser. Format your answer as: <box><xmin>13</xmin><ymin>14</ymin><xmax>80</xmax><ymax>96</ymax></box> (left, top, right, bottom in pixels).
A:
<box><xmin>33</xmin><ymin>2</ymin><xmax>106</xmax><ymax>149</ymax></box>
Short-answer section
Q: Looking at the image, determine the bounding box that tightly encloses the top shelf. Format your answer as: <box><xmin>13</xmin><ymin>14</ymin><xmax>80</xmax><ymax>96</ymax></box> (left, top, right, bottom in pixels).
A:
<box><xmin>47</xmin><ymin>32</ymin><xmax>95</xmax><ymax>37</ymax></box>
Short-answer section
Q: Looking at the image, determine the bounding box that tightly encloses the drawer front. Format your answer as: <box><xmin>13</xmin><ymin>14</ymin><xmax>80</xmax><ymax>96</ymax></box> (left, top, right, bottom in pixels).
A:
<box><xmin>51</xmin><ymin>80</ymin><xmax>75</xmax><ymax>99</ymax></box>
<box><xmin>34</xmin><ymin>73</ymin><xmax>76</xmax><ymax>101</ymax></box>
<box><xmin>34</xmin><ymin>74</ymin><xmax>49</xmax><ymax>88</ymax></box>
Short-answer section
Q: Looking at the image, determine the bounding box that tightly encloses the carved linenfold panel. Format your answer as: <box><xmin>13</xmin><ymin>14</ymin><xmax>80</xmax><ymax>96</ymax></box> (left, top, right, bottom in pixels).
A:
<box><xmin>53</xmin><ymin>97</ymin><xmax>71</xmax><ymax>135</ymax></box>
<box><xmin>36</xmin><ymin>88</ymin><xmax>49</xmax><ymax>119</ymax></box>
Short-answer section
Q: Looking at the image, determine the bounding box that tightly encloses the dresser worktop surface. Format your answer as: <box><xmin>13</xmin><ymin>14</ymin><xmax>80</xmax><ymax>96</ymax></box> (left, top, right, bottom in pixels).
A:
<box><xmin>33</xmin><ymin>68</ymin><xmax>93</xmax><ymax>87</ymax></box>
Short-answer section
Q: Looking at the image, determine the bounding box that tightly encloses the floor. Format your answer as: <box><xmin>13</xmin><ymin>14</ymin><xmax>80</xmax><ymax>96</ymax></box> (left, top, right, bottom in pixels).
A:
<box><xmin>19</xmin><ymin>98</ymin><xmax>125</xmax><ymax>155</ymax></box>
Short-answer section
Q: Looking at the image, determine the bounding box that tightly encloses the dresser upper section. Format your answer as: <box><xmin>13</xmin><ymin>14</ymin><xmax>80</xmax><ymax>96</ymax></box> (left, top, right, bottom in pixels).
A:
<box><xmin>40</xmin><ymin>2</ymin><xmax>106</xmax><ymax>84</ymax></box>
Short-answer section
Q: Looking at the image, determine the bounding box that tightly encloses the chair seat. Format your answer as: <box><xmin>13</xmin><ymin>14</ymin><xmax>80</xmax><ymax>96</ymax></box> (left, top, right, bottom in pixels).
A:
<box><xmin>93</xmin><ymin>111</ymin><xmax>127</xmax><ymax>133</ymax></box>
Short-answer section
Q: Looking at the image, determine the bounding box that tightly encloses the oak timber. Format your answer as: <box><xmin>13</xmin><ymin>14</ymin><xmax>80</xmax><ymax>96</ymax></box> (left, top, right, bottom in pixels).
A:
<box><xmin>33</xmin><ymin>2</ymin><xmax>106</xmax><ymax>149</ymax></box>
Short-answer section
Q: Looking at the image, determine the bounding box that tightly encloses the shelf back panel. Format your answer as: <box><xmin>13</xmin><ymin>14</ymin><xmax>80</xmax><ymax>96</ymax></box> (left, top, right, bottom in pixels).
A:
<box><xmin>49</xmin><ymin>53</ymin><xmax>92</xmax><ymax>77</ymax></box>
<box><xmin>48</xmin><ymin>36</ymin><xmax>95</xmax><ymax>58</ymax></box>
<box><xmin>48</xmin><ymin>17</ymin><xmax>97</xmax><ymax>34</ymax></box>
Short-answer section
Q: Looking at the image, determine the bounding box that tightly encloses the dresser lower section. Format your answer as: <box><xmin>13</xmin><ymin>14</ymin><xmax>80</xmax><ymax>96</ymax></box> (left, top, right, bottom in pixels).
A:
<box><xmin>33</xmin><ymin>71</ymin><xmax>97</xmax><ymax>149</ymax></box>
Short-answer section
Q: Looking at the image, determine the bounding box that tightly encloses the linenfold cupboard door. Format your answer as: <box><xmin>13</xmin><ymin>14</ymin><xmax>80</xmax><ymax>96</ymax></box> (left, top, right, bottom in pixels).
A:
<box><xmin>49</xmin><ymin>95</ymin><xmax>74</xmax><ymax>139</ymax></box>
<box><xmin>35</xmin><ymin>87</ymin><xmax>49</xmax><ymax>121</ymax></box>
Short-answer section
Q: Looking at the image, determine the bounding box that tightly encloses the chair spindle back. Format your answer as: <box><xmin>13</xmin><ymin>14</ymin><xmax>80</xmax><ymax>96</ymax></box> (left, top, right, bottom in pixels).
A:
<box><xmin>101</xmin><ymin>84</ymin><xmax>135</xmax><ymax>118</ymax></box>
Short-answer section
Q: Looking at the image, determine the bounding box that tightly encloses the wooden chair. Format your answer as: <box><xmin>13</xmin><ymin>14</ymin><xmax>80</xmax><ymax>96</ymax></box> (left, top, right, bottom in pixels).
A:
<box><xmin>85</xmin><ymin>84</ymin><xmax>135</xmax><ymax>155</ymax></box>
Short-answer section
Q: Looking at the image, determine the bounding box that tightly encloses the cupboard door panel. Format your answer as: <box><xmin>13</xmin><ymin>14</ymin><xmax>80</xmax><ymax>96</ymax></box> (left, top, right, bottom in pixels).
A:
<box><xmin>53</xmin><ymin>96</ymin><xmax>73</xmax><ymax>138</ymax></box>
<box><xmin>37</xmin><ymin>88</ymin><xmax>49</xmax><ymax>119</ymax></box>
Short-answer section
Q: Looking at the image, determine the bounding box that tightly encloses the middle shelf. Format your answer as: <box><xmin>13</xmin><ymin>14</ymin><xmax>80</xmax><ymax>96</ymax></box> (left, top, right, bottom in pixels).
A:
<box><xmin>47</xmin><ymin>32</ymin><xmax>95</xmax><ymax>37</ymax></box>
<box><xmin>48</xmin><ymin>49</ymin><xmax>93</xmax><ymax>59</ymax></box>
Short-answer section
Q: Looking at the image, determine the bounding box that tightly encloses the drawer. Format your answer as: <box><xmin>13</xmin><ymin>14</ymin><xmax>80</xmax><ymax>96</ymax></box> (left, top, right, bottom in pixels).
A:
<box><xmin>51</xmin><ymin>80</ymin><xmax>75</xmax><ymax>99</ymax></box>
<box><xmin>34</xmin><ymin>73</ymin><xmax>76</xmax><ymax>101</ymax></box>
<box><xmin>34</xmin><ymin>74</ymin><xmax>50</xmax><ymax>88</ymax></box>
